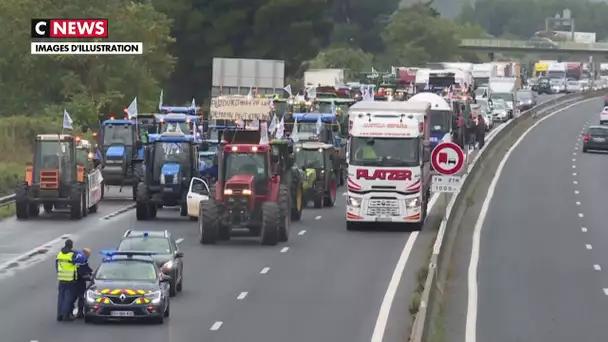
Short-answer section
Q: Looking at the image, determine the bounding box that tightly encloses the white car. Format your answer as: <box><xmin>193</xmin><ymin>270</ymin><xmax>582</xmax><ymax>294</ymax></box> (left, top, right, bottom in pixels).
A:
<box><xmin>491</xmin><ymin>100</ymin><xmax>510</xmax><ymax>122</ymax></box>
<box><xmin>566</xmin><ymin>80</ymin><xmax>582</xmax><ymax>93</ymax></box>
<box><xmin>600</xmin><ymin>107</ymin><xmax>608</xmax><ymax>125</ymax></box>
<box><xmin>185</xmin><ymin>177</ymin><xmax>211</xmax><ymax>220</ymax></box>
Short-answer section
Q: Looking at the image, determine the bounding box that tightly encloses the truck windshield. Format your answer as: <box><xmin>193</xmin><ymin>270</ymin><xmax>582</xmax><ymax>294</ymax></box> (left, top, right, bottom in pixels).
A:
<box><xmin>547</xmin><ymin>70</ymin><xmax>566</xmax><ymax>79</ymax></box>
<box><xmin>295</xmin><ymin>149</ymin><xmax>324</xmax><ymax>169</ymax></box>
<box><xmin>224</xmin><ymin>152</ymin><xmax>267</xmax><ymax>180</ymax></box>
<box><xmin>103</xmin><ymin>124</ymin><xmax>134</xmax><ymax>146</ymax></box>
<box><xmin>349</xmin><ymin>137</ymin><xmax>419</xmax><ymax>167</ymax></box>
<box><xmin>152</xmin><ymin>142</ymin><xmax>191</xmax><ymax>179</ymax></box>
<box><xmin>430</xmin><ymin>110</ymin><xmax>452</xmax><ymax>133</ymax></box>
<box><xmin>160</xmin><ymin>122</ymin><xmax>190</xmax><ymax>134</ymax></box>
<box><xmin>490</xmin><ymin>93</ymin><xmax>513</xmax><ymax>102</ymax></box>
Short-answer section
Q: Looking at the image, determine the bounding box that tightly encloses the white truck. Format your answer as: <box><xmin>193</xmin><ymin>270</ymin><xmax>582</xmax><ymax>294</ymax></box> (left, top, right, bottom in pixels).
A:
<box><xmin>489</xmin><ymin>77</ymin><xmax>518</xmax><ymax>118</ymax></box>
<box><xmin>547</xmin><ymin>62</ymin><xmax>567</xmax><ymax>92</ymax></box>
<box><xmin>303</xmin><ymin>69</ymin><xmax>344</xmax><ymax>87</ymax></box>
<box><xmin>472</xmin><ymin>63</ymin><xmax>495</xmax><ymax>86</ymax></box>
<box><xmin>346</xmin><ymin>101</ymin><xmax>432</xmax><ymax>231</ymax></box>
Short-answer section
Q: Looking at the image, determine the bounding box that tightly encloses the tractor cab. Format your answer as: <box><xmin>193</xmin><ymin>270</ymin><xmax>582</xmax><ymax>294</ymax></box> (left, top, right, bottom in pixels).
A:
<box><xmin>75</xmin><ymin>137</ymin><xmax>95</xmax><ymax>171</ymax></box>
<box><xmin>99</xmin><ymin>118</ymin><xmax>138</xmax><ymax>186</ymax></box>
<box><xmin>292</xmin><ymin>112</ymin><xmax>340</xmax><ymax>146</ymax></box>
<box><xmin>135</xmin><ymin>131</ymin><xmax>198</xmax><ymax>220</ymax></box>
<box><xmin>153</xmin><ymin>113</ymin><xmax>200</xmax><ymax>138</ymax></box>
<box><xmin>294</xmin><ymin>142</ymin><xmax>338</xmax><ymax>208</ymax></box>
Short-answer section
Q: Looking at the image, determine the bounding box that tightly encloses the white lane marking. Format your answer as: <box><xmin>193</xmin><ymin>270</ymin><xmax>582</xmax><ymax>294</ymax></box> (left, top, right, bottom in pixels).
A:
<box><xmin>280</xmin><ymin>247</ymin><xmax>289</xmax><ymax>253</ymax></box>
<box><xmin>582</xmin><ymin>227</ymin><xmax>587</xmax><ymax>232</ymax></box>
<box><xmin>603</xmin><ymin>289</ymin><xmax>608</xmax><ymax>296</ymax></box>
<box><xmin>342</xmin><ymin>192</ymin><xmax>347</xmax><ymax>196</ymax></box>
<box><xmin>576</xmin><ymin>201</ymin><xmax>581</xmax><ymax>205</ymax></box>
<box><xmin>298</xmin><ymin>230</ymin><xmax>306</xmax><ymax>235</ymax></box>
<box><xmin>237</xmin><ymin>292</ymin><xmax>248</xmax><ymax>300</ymax></box>
<box><xmin>260</xmin><ymin>267</ymin><xmax>270</xmax><ymax>274</ymax></box>
<box><xmin>100</xmin><ymin>204</ymin><xmax>136</xmax><ymax>220</ymax></box>
<box><xmin>0</xmin><ymin>234</ymin><xmax>71</xmax><ymax>270</ymax></box>
<box><xmin>175</xmin><ymin>238</ymin><xmax>184</xmax><ymax>244</ymax></box>
<box><xmin>573</xmin><ymin>172</ymin><xmax>577</xmax><ymax>176</ymax></box>
<box><xmin>594</xmin><ymin>264</ymin><xmax>601</xmax><ymax>271</ymax></box>
<box><xmin>573</xmin><ymin>152</ymin><xmax>577</xmax><ymax>156</ymax></box>
<box><xmin>315</xmin><ymin>216</ymin><xmax>322</xmax><ymax>220</ymax></box>
<box><xmin>572</xmin><ymin>165</ymin><xmax>576</xmax><ymax>168</ymax></box>
<box><xmin>575</xmin><ymin>190</ymin><xmax>580</xmax><ymax>194</ymax></box>
<box><xmin>465</xmin><ymin>98</ymin><xmax>599</xmax><ymax>342</ymax></box>
<box><xmin>370</xmin><ymin>192</ymin><xmax>439</xmax><ymax>342</ymax></box>
<box><xmin>573</xmin><ymin>181</ymin><xmax>578</xmax><ymax>184</ymax></box>
<box><xmin>572</xmin><ymin>158</ymin><xmax>576</xmax><ymax>162</ymax></box>
<box><xmin>587</xmin><ymin>244</ymin><xmax>593</xmax><ymax>250</ymax></box>
<box><xmin>578</xmin><ymin>213</ymin><xmax>584</xmax><ymax>218</ymax></box>
<box><xmin>210</xmin><ymin>321</ymin><xmax>223</xmax><ymax>331</ymax></box>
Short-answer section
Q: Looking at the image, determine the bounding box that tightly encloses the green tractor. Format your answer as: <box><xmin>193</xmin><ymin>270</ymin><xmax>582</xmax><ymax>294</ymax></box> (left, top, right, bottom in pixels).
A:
<box><xmin>293</xmin><ymin>142</ymin><xmax>338</xmax><ymax>208</ymax></box>
<box><xmin>270</xmin><ymin>139</ymin><xmax>305</xmax><ymax>220</ymax></box>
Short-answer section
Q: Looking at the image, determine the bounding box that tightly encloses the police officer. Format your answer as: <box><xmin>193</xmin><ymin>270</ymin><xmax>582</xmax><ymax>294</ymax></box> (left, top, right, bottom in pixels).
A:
<box><xmin>56</xmin><ymin>239</ymin><xmax>77</xmax><ymax>321</ymax></box>
<box><xmin>73</xmin><ymin>248</ymin><xmax>92</xmax><ymax>319</ymax></box>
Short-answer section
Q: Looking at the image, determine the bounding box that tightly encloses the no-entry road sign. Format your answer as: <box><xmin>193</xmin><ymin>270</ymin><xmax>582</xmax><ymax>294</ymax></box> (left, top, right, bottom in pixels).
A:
<box><xmin>431</xmin><ymin>142</ymin><xmax>465</xmax><ymax>175</ymax></box>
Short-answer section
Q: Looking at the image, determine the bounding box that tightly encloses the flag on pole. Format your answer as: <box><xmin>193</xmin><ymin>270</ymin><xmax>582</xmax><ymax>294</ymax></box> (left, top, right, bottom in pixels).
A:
<box><xmin>191</xmin><ymin>98</ymin><xmax>196</xmax><ymax>110</ymax></box>
<box><xmin>276</xmin><ymin>117</ymin><xmax>285</xmax><ymax>139</ymax></box>
<box><xmin>125</xmin><ymin>97</ymin><xmax>138</xmax><ymax>118</ymax></box>
<box><xmin>291</xmin><ymin>118</ymin><xmax>299</xmax><ymax>143</ymax></box>
<box><xmin>259</xmin><ymin>122</ymin><xmax>269</xmax><ymax>145</ymax></box>
<box><xmin>247</xmin><ymin>87</ymin><xmax>253</xmax><ymax>98</ymax></box>
<box><xmin>62</xmin><ymin>109</ymin><xmax>73</xmax><ymax>130</ymax></box>
<box><xmin>268</xmin><ymin>115</ymin><xmax>278</xmax><ymax>134</ymax></box>
<box><xmin>315</xmin><ymin>113</ymin><xmax>323</xmax><ymax>135</ymax></box>
<box><xmin>158</xmin><ymin>90</ymin><xmax>163</xmax><ymax>110</ymax></box>
<box><xmin>391</xmin><ymin>66</ymin><xmax>396</xmax><ymax>74</ymax></box>
<box><xmin>283</xmin><ymin>85</ymin><xmax>292</xmax><ymax>97</ymax></box>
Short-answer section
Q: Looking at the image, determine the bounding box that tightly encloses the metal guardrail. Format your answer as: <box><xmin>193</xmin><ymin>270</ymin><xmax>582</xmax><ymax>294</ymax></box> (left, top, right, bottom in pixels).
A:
<box><xmin>409</xmin><ymin>89</ymin><xmax>606</xmax><ymax>342</ymax></box>
<box><xmin>0</xmin><ymin>194</ymin><xmax>15</xmax><ymax>207</ymax></box>
<box><xmin>461</xmin><ymin>38</ymin><xmax>608</xmax><ymax>52</ymax></box>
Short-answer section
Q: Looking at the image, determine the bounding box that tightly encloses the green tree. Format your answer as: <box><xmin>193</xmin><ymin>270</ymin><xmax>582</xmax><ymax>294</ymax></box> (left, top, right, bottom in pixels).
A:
<box><xmin>156</xmin><ymin>0</ymin><xmax>334</xmax><ymax>102</ymax></box>
<box><xmin>0</xmin><ymin>0</ymin><xmax>175</xmax><ymax>123</ymax></box>
<box><xmin>459</xmin><ymin>0</ymin><xmax>608</xmax><ymax>40</ymax></box>
<box><xmin>308</xmin><ymin>46</ymin><xmax>374</xmax><ymax>79</ymax></box>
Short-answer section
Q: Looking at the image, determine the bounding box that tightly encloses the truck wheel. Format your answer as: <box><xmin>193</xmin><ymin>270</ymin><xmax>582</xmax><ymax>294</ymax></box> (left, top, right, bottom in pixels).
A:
<box><xmin>200</xmin><ymin>200</ymin><xmax>219</xmax><ymax>244</ymax></box>
<box><xmin>43</xmin><ymin>203</ymin><xmax>53</xmax><ymax>213</ymax></box>
<box><xmin>136</xmin><ymin>203</ymin><xmax>149</xmax><ymax>220</ymax></box>
<box><xmin>70</xmin><ymin>186</ymin><xmax>83</xmax><ymax>220</ymax></box>
<box><xmin>324</xmin><ymin>176</ymin><xmax>337</xmax><ymax>207</ymax></box>
<box><xmin>89</xmin><ymin>202</ymin><xmax>98</xmax><ymax>213</ymax></box>
<box><xmin>278</xmin><ymin>185</ymin><xmax>290</xmax><ymax>242</ymax></box>
<box><xmin>260</xmin><ymin>202</ymin><xmax>279</xmax><ymax>246</ymax></box>
<box><xmin>81</xmin><ymin>191</ymin><xmax>88</xmax><ymax>217</ymax></box>
<box><xmin>100</xmin><ymin>181</ymin><xmax>105</xmax><ymax>199</ymax></box>
<box><xmin>15</xmin><ymin>182</ymin><xmax>30</xmax><ymax>220</ymax></box>
<box><xmin>313</xmin><ymin>190</ymin><xmax>324</xmax><ymax>209</ymax></box>
<box><xmin>290</xmin><ymin>185</ymin><xmax>303</xmax><ymax>221</ymax></box>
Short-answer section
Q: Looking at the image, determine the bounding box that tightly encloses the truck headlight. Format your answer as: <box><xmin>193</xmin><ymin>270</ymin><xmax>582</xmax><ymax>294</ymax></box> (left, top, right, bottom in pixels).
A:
<box><xmin>224</xmin><ymin>189</ymin><xmax>233</xmax><ymax>195</ymax></box>
<box><xmin>406</xmin><ymin>198</ymin><xmax>421</xmax><ymax>208</ymax></box>
<box><xmin>86</xmin><ymin>290</ymin><xmax>100</xmax><ymax>303</ymax></box>
<box><xmin>347</xmin><ymin>196</ymin><xmax>361</xmax><ymax>207</ymax></box>
<box><xmin>146</xmin><ymin>290</ymin><xmax>162</xmax><ymax>304</ymax></box>
<box><xmin>242</xmin><ymin>189</ymin><xmax>251</xmax><ymax>195</ymax></box>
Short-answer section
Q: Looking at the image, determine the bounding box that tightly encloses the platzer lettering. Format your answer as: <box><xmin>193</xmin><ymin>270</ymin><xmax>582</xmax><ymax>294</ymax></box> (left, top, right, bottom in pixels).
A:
<box><xmin>356</xmin><ymin>169</ymin><xmax>412</xmax><ymax>181</ymax></box>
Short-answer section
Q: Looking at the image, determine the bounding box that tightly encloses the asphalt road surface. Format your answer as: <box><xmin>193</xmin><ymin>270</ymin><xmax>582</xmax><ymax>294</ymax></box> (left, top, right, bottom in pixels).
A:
<box><xmin>0</xmin><ymin>184</ymin><xmax>438</xmax><ymax>342</ymax></box>
<box><xmin>442</xmin><ymin>96</ymin><xmax>608</xmax><ymax>342</ymax></box>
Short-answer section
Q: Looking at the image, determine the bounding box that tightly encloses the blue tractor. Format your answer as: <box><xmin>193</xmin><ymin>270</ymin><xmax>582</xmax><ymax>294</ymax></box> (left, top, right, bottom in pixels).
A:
<box><xmin>96</xmin><ymin>117</ymin><xmax>145</xmax><ymax>200</ymax></box>
<box><xmin>134</xmin><ymin>131</ymin><xmax>198</xmax><ymax>220</ymax></box>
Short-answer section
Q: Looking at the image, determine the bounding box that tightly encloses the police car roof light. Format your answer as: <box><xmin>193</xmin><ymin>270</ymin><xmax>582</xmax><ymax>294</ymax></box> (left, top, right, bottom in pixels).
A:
<box><xmin>99</xmin><ymin>250</ymin><xmax>158</xmax><ymax>258</ymax></box>
<box><xmin>143</xmin><ymin>232</ymin><xmax>148</xmax><ymax>237</ymax></box>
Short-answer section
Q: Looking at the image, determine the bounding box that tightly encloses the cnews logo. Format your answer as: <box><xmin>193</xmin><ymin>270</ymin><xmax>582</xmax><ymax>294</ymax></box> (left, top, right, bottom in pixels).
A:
<box><xmin>31</xmin><ymin>19</ymin><xmax>108</xmax><ymax>39</ymax></box>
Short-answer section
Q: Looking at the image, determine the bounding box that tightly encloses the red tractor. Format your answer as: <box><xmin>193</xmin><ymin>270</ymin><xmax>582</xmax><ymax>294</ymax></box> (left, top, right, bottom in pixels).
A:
<box><xmin>198</xmin><ymin>130</ymin><xmax>291</xmax><ymax>245</ymax></box>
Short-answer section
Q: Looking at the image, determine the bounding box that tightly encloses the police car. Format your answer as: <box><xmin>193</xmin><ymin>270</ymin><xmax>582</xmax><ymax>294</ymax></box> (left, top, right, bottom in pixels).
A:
<box><xmin>117</xmin><ymin>230</ymin><xmax>184</xmax><ymax>297</ymax></box>
<box><xmin>84</xmin><ymin>251</ymin><xmax>170</xmax><ymax>324</ymax></box>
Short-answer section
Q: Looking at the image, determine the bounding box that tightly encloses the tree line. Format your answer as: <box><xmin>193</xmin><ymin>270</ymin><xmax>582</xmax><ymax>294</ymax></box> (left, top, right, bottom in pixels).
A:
<box><xmin>5</xmin><ymin>0</ymin><xmax>593</xmax><ymax>125</ymax></box>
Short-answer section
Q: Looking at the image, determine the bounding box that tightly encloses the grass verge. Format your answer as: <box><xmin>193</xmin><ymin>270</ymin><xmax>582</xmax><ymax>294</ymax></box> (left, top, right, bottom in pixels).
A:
<box><xmin>0</xmin><ymin>204</ymin><xmax>14</xmax><ymax>220</ymax></box>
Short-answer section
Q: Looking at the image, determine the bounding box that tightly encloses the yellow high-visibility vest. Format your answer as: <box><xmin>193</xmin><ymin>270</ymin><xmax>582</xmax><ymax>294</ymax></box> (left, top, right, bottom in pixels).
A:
<box><xmin>56</xmin><ymin>252</ymin><xmax>76</xmax><ymax>282</ymax></box>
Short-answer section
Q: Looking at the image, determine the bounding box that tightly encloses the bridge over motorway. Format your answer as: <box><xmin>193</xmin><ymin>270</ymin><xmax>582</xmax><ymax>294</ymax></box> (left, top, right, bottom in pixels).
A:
<box><xmin>460</xmin><ymin>39</ymin><xmax>608</xmax><ymax>57</ymax></box>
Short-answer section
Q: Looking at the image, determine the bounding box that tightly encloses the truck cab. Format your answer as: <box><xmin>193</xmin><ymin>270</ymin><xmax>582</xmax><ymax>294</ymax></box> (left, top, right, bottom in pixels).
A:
<box><xmin>346</xmin><ymin>102</ymin><xmax>432</xmax><ymax>231</ymax></box>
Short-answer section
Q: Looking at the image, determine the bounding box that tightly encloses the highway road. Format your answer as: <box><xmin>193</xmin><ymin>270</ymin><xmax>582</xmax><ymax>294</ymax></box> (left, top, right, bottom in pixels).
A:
<box><xmin>0</xmin><ymin>185</ymin><xmax>440</xmax><ymax>342</ymax></box>
<box><xmin>441</xmin><ymin>96</ymin><xmax>607</xmax><ymax>342</ymax></box>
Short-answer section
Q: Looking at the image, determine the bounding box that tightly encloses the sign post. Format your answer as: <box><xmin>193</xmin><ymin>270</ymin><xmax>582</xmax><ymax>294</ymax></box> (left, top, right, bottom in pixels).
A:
<box><xmin>431</xmin><ymin>142</ymin><xmax>465</xmax><ymax>194</ymax></box>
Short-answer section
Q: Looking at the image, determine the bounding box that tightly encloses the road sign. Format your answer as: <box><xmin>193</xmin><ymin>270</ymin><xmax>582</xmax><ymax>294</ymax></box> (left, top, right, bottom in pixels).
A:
<box><xmin>431</xmin><ymin>175</ymin><xmax>462</xmax><ymax>193</ymax></box>
<box><xmin>431</xmin><ymin>142</ymin><xmax>465</xmax><ymax>175</ymax></box>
